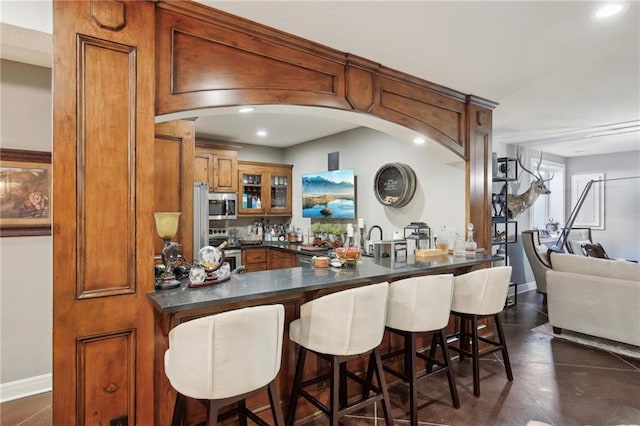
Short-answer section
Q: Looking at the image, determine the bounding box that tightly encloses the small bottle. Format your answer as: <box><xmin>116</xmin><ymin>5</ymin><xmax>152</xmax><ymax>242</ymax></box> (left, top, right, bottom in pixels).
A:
<box><xmin>465</xmin><ymin>223</ymin><xmax>477</xmax><ymax>257</ymax></box>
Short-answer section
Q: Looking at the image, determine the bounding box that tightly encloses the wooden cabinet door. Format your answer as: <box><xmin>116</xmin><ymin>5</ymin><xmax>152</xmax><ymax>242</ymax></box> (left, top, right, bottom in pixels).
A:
<box><xmin>239</xmin><ymin>161</ymin><xmax>292</xmax><ymax>216</ymax></box>
<box><xmin>212</xmin><ymin>151</ymin><xmax>238</xmax><ymax>192</ymax></box>
<box><xmin>243</xmin><ymin>248</ymin><xmax>268</xmax><ymax>272</ymax></box>
<box><xmin>268</xmin><ymin>250</ymin><xmax>282</xmax><ymax>270</ymax></box>
<box><xmin>267</xmin><ymin>165</ymin><xmax>293</xmax><ymax>216</ymax></box>
<box><xmin>194</xmin><ymin>144</ymin><xmax>238</xmax><ymax>192</ymax></box>
<box><xmin>281</xmin><ymin>251</ymin><xmax>297</xmax><ymax>268</ymax></box>
<box><xmin>238</xmin><ymin>164</ymin><xmax>268</xmax><ymax>215</ymax></box>
<box><xmin>268</xmin><ymin>249</ymin><xmax>298</xmax><ymax>270</ymax></box>
<box><xmin>194</xmin><ymin>149</ymin><xmax>212</xmax><ymax>186</ymax></box>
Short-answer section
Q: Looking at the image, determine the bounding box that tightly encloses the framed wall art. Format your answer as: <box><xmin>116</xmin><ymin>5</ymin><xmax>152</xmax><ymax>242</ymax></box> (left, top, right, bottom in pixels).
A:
<box><xmin>0</xmin><ymin>148</ymin><xmax>52</xmax><ymax>237</ymax></box>
<box><xmin>302</xmin><ymin>168</ymin><xmax>356</xmax><ymax>219</ymax></box>
<box><xmin>570</xmin><ymin>172</ymin><xmax>605</xmax><ymax>230</ymax></box>
<box><xmin>373</xmin><ymin>163</ymin><xmax>416</xmax><ymax>208</ymax></box>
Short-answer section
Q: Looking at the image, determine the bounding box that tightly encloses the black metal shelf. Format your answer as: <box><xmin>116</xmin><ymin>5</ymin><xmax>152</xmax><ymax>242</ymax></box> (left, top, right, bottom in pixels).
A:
<box><xmin>492</xmin><ymin>156</ymin><xmax>519</xmax><ymax>308</ymax></box>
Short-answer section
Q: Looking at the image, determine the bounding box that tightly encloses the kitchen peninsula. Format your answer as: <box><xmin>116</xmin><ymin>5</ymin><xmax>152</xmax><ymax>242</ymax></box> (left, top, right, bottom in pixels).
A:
<box><xmin>147</xmin><ymin>253</ymin><xmax>500</xmax><ymax>424</ymax></box>
<box><xmin>53</xmin><ymin>1</ymin><xmax>498</xmax><ymax>423</ymax></box>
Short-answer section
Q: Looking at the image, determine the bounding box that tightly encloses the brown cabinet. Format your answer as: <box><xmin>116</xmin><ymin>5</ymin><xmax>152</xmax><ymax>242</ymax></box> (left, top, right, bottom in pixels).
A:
<box><xmin>238</xmin><ymin>161</ymin><xmax>293</xmax><ymax>216</ymax></box>
<box><xmin>242</xmin><ymin>247</ymin><xmax>269</xmax><ymax>272</ymax></box>
<box><xmin>269</xmin><ymin>249</ymin><xmax>298</xmax><ymax>270</ymax></box>
<box><xmin>244</xmin><ymin>247</ymin><xmax>298</xmax><ymax>271</ymax></box>
<box><xmin>194</xmin><ymin>143</ymin><xmax>239</xmax><ymax>192</ymax></box>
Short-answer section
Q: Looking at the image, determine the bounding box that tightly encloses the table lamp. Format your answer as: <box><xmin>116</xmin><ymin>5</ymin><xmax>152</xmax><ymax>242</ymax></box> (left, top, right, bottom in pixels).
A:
<box><xmin>154</xmin><ymin>212</ymin><xmax>182</xmax><ymax>289</ymax></box>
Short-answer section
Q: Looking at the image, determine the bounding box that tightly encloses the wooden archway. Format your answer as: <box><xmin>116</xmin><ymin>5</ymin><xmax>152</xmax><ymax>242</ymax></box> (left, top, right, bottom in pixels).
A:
<box><xmin>52</xmin><ymin>1</ymin><xmax>494</xmax><ymax>424</ymax></box>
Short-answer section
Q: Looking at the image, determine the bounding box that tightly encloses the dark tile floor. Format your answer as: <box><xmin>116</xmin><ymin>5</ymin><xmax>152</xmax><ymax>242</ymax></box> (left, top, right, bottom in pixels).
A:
<box><xmin>2</xmin><ymin>291</ymin><xmax>639</xmax><ymax>425</ymax></box>
<box><xmin>297</xmin><ymin>290</ymin><xmax>640</xmax><ymax>426</ymax></box>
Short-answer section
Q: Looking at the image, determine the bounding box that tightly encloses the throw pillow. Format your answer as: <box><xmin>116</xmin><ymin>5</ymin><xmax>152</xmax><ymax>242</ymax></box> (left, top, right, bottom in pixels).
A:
<box><xmin>581</xmin><ymin>242</ymin><xmax>610</xmax><ymax>259</ymax></box>
<box><xmin>568</xmin><ymin>239</ymin><xmax>591</xmax><ymax>255</ymax></box>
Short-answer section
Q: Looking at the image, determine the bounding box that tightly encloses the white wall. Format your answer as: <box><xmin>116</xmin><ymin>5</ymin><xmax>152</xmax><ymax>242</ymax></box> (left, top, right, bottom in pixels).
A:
<box><xmin>283</xmin><ymin>127</ymin><xmax>467</xmax><ymax>250</ymax></box>
<box><xmin>509</xmin><ymin>146</ymin><xmax>640</xmax><ymax>286</ymax></box>
<box><xmin>0</xmin><ymin>59</ymin><xmax>52</xmax><ymax>395</ymax></box>
<box><xmin>566</xmin><ymin>151</ymin><xmax>640</xmax><ymax>261</ymax></box>
<box><xmin>236</xmin><ymin>143</ymin><xmax>286</xmax><ymax>164</ymax></box>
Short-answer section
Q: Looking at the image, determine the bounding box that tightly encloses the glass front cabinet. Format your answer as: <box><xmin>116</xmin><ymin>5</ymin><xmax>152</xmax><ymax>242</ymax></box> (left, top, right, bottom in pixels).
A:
<box><xmin>238</xmin><ymin>162</ymin><xmax>292</xmax><ymax>216</ymax></box>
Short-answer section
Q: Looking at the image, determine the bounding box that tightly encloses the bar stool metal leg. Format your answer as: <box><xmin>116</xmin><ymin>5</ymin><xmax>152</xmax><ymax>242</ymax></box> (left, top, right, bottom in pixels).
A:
<box><xmin>407</xmin><ymin>333</ymin><xmax>418</xmax><ymax>426</ymax></box>
<box><xmin>268</xmin><ymin>381</ymin><xmax>285</xmax><ymax>426</ymax></box>
<box><xmin>171</xmin><ymin>393</ymin><xmax>186</xmax><ymax>426</ymax></box>
<box><xmin>373</xmin><ymin>348</ymin><xmax>394</xmax><ymax>426</ymax></box>
<box><xmin>330</xmin><ymin>356</ymin><xmax>340</xmax><ymax>426</ymax></box>
<box><xmin>471</xmin><ymin>315</ymin><xmax>481</xmax><ymax>397</ymax></box>
<box><xmin>439</xmin><ymin>330</ymin><xmax>461</xmax><ymax>409</ymax></box>
<box><xmin>286</xmin><ymin>346</ymin><xmax>306</xmax><ymax>426</ymax></box>
<box><xmin>494</xmin><ymin>314</ymin><xmax>514</xmax><ymax>381</ymax></box>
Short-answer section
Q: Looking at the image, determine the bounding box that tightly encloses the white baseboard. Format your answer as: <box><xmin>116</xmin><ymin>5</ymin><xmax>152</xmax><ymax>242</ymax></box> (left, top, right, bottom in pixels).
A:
<box><xmin>0</xmin><ymin>373</ymin><xmax>52</xmax><ymax>403</ymax></box>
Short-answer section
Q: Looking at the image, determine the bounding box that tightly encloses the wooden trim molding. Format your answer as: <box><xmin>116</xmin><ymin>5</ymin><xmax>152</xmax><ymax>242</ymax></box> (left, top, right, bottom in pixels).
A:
<box><xmin>75</xmin><ymin>34</ymin><xmax>138</xmax><ymax>299</ymax></box>
<box><xmin>155</xmin><ymin>1</ymin><xmax>497</xmax><ymax>160</ymax></box>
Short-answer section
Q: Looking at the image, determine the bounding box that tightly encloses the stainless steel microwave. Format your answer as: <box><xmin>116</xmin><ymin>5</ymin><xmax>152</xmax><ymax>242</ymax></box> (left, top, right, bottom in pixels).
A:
<box><xmin>207</xmin><ymin>191</ymin><xmax>237</xmax><ymax>220</ymax></box>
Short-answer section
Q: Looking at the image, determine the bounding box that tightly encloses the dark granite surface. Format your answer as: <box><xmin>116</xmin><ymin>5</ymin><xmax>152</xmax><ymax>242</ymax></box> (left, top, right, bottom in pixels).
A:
<box><xmin>244</xmin><ymin>241</ymin><xmax>330</xmax><ymax>256</ymax></box>
<box><xmin>147</xmin><ymin>253</ymin><xmax>502</xmax><ymax>314</ymax></box>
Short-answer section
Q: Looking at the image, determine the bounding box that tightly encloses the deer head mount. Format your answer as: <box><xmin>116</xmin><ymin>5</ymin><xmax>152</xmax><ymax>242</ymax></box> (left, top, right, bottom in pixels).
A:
<box><xmin>506</xmin><ymin>151</ymin><xmax>553</xmax><ymax>219</ymax></box>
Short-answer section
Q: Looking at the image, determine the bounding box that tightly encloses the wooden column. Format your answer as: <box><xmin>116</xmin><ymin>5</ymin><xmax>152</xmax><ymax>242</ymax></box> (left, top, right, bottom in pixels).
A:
<box><xmin>154</xmin><ymin>120</ymin><xmax>196</xmax><ymax>262</ymax></box>
<box><xmin>466</xmin><ymin>98</ymin><xmax>494</xmax><ymax>250</ymax></box>
<box><xmin>52</xmin><ymin>1</ymin><xmax>155</xmax><ymax>424</ymax></box>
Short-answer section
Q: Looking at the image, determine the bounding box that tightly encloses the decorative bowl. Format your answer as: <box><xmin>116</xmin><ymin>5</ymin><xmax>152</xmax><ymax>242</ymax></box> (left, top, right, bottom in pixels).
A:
<box><xmin>335</xmin><ymin>247</ymin><xmax>362</xmax><ymax>261</ymax></box>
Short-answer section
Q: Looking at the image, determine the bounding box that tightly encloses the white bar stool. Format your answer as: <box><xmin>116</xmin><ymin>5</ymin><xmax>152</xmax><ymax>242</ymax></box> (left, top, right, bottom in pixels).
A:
<box><xmin>448</xmin><ymin>266</ymin><xmax>514</xmax><ymax>397</ymax></box>
<box><xmin>164</xmin><ymin>304</ymin><xmax>286</xmax><ymax>425</ymax></box>
<box><xmin>381</xmin><ymin>274</ymin><xmax>460</xmax><ymax>426</ymax></box>
<box><xmin>286</xmin><ymin>282</ymin><xmax>394</xmax><ymax>426</ymax></box>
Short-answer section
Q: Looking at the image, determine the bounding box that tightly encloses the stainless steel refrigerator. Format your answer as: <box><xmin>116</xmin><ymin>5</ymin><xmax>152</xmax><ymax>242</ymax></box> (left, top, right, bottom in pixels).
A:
<box><xmin>193</xmin><ymin>182</ymin><xmax>209</xmax><ymax>258</ymax></box>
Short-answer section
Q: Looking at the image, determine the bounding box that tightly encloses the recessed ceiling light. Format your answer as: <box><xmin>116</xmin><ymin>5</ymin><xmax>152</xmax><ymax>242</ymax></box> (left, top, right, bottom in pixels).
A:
<box><xmin>256</xmin><ymin>130</ymin><xmax>267</xmax><ymax>137</ymax></box>
<box><xmin>594</xmin><ymin>3</ymin><xmax>627</xmax><ymax>18</ymax></box>
<box><xmin>413</xmin><ymin>137</ymin><xmax>426</xmax><ymax>145</ymax></box>
<box><xmin>239</xmin><ymin>107</ymin><xmax>255</xmax><ymax>113</ymax></box>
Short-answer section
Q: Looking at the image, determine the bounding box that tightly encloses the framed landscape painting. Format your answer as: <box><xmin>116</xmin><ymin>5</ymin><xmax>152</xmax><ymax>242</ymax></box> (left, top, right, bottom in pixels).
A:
<box><xmin>302</xmin><ymin>168</ymin><xmax>356</xmax><ymax>219</ymax></box>
<box><xmin>0</xmin><ymin>148</ymin><xmax>52</xmax><ymax>236</ymax></box>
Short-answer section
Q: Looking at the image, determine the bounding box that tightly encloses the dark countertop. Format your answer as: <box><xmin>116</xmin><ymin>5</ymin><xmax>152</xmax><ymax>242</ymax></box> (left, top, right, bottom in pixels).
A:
<box><xmin>147</xmin><ymin>253</ymin><xmax>502</xmax><ymax>314</ymax></box>
<box><xmin>240</xmin><ymin>241</ymin><xmax>330</xmax><ymax>256</ymax></box>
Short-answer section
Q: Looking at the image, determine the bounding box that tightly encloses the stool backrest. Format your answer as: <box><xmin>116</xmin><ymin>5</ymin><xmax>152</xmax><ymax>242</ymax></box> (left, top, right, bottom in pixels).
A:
<box><xmin>164</xmin><ymin>304</ymin><xmax>285</xmax><ymax>400</ymax></box>
<box><xmin>451</xmin><ymin>266</ymin><xmax>512</xmax><ymax>315</ymax></box>
<box><xmin>386</xmin><ymin>274</ymin><xmax>454</xmax><ymax>332</ymax></box>
<box><xmin>296</xmin><ymin>282</ymin><xmax>389</xmax><ymax>356</ymax></box>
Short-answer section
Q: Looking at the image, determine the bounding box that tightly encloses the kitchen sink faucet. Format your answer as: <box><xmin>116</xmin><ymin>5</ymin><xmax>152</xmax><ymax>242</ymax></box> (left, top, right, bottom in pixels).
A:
<box><xmin>366</xmin><ymin>225</ymin><xmax>383</xmax><ymax>255</ymax></box>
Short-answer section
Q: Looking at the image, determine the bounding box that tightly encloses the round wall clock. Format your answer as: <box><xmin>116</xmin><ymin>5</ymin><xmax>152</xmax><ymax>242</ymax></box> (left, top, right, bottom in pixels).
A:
<box><xmin>373</xmin><ymin>163</ymin><xmax>416</xmax><ymax>208</ymax></box>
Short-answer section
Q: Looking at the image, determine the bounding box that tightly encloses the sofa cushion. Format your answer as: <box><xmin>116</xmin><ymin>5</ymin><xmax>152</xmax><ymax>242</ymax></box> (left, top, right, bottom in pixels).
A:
<box><xmin>549</xmin><ymin>252</ymin><xmax>639</xmax><ymax>282</ymax></box>
<box><xmin>535</xmin><ymin>244</ymin><xmax>551</xmax><ymax>267</ymax></box>
<box><xmin>581</xmin><ymin>242</ymin><xmax>610</xmax><ymax>259</ymax></box>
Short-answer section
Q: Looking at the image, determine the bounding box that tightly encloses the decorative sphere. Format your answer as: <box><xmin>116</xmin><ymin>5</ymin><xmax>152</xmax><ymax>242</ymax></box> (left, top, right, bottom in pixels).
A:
<box><xmin>198</xmin><ymin>245</ymin><xmax>223</xmax><ymax>270</ymax></box>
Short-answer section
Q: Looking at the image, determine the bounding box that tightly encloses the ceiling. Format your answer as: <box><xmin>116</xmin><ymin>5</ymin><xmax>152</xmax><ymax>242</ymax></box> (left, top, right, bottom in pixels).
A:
<box><xmin>2</xmin><ymin>1</ymin><xmax>639</xmax><ymax>157</ymax></box>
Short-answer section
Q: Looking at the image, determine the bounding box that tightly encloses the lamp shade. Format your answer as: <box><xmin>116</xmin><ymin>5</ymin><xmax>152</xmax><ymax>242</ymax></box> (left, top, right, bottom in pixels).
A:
<box><xmin>154</xmin><ymin>212</ymin><xmax>181</xmax><ymax>239</ymax></box>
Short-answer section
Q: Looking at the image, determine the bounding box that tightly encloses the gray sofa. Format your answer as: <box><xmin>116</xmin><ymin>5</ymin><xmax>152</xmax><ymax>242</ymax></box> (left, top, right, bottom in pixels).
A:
<box><xmin>546</xmin><ymin>252</ymin><xmax>640</xmax><ymax>347</ymax></box>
